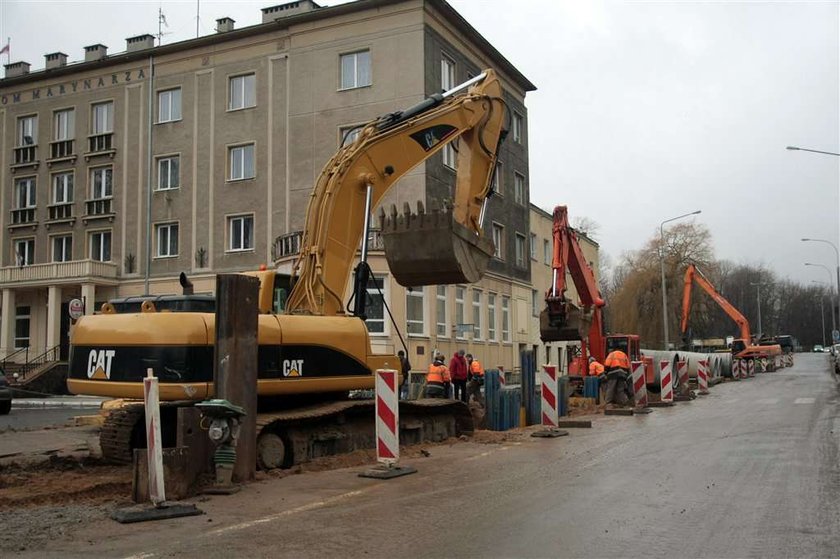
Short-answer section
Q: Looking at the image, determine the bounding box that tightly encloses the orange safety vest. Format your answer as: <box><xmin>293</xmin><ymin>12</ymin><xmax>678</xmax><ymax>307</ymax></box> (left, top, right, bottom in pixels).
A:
<box><xmin>469</xmin><ymin>360</ymin><xmax>484</xmax><ymax>377</ymax></box>
<box><xmin>604</xmin><ymin>350</ymin><xmax>630</xmax><ymax>370</ymax></box>
<box><xmin>588</xmin><ymin>361</ymin><xmax>605</xmax><ymax>376</ymax></box>
<box><xmin>427</xmin><ymin>364</ymin><xmax>447</xmax><ymax>384</ymax></box>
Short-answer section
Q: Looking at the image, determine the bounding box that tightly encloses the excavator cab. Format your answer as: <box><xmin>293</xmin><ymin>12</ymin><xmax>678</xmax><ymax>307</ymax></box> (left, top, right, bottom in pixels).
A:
<box><xmin>540</xmin><ymin>297</ymin><xmax>592</xmax><ymax>342</ymax></box>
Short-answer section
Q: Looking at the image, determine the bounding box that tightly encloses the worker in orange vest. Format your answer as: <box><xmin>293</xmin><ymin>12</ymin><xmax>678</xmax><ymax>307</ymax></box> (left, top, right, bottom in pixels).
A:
<box><xmin>466</xmin><ymin>353</ymin><xmax>485</xmax><ymax>405</ymax></box>
<box><xmin>602</xmin><ymin>350</ymin><xmax>632</xmax><ymax>407</ymax></box>
<box><xmin>426</xmin><ymin>353</ymin><xmax>449</xmax><ymax>398</ymax></box>
<box><xmin>588</xmin><ymin>356</ymin><xmax>605</xmax><ymax>376</ymax></box>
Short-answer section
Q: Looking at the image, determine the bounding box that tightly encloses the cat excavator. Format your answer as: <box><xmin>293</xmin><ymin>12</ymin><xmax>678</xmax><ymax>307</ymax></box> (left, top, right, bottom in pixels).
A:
<box><xmin>68</xmin><ymin>70</ymin><xmax>507</xmax><ymax>468</ymax></box>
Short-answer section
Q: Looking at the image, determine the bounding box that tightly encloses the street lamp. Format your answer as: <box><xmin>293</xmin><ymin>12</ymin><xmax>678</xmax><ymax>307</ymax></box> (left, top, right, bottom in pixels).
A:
<box><xmin>812</xmin><ymin>281</ymin><xmax>827</xmax><ymax>347</ymax></box>
<box><xmin>786</xmin><ymin>146</ymin><xmax>840</xmax><ymax>157</ymax></box>
<box><xmin>805</xmin><ymin>262</ymin><xmax>837</xmax><ymax>337</ymax></box>
<box><xmin>749</xmin><ymin>282</ymin><xmax>765</xmax><ymax>336</ymax></box>
<box><xmin>802</xmin><ymin>238</ymin><xmax>840</xmax><ymax>341</ymax></box>
<box><xmin>659</xmin><ymin>209</ymin><xmax>702</xmax><ymax>349</ymax></box>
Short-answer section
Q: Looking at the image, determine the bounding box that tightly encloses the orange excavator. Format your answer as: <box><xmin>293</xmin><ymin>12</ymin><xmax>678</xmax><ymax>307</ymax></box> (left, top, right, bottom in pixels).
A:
<box><xmin>681</xmin><ymin>263</ymin><xmax>781</xmax><ymax>363</ymax></box>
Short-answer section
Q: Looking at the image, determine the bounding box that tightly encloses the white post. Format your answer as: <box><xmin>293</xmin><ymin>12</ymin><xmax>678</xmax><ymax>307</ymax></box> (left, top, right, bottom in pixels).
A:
<box><xmin>540</xmin><ymin>365</ymin><xmax>559</xmax><ymax>427</ymax></box>
<box><xmin>46</xmin><ymin>286</ymin><xmax>61</xmax><ymax>351</ymax></box>
<box><xmin>374</xmin><ymin>369</ymin><xmax>399</xmax><ymax>466</ymax></box>
<box><xmin>0</xmin><ymin>289</ymin><xmax>15</xmax><ymax>359</ymax></box>
<box><xmin>143</xmin><ymin>368</ymin><xmax>166</xmax><ymax>506</ymax></box>
<box><xmin>81</xmin><ymin>283</ymin><xmax>96</xmax><ymax>316</ymax></box>
<box><xmin>631</xmin><ymin>361</ymin><xmax>648</xmax><ymax>408</ymax></box>
<box><xmin>697</xmin><ymin>359</ymin><xmax>709</xmax><ymax>394</ymax></box>
<box><xmin>660</xmin><ymin>360</ymin><xmax>673</xmax><ymax>403</ymax></box>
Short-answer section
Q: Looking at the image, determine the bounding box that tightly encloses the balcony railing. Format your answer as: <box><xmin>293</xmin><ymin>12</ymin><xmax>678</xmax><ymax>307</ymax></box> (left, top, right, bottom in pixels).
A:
<box><xmin>13</xmin><ymin>145</ymin><xmax>37</xmax><ymax>165</ymax></box>
<box><xmin>88</xmin><ymin>133</ymin><xmax>113</xmax><ymax>154</ymax></box>
<box><xmin>0</xmin><ymin>258</ymin><xmax>118</xmax><ymax>286</ymax></box>
<box><xmin>272</xmin><ymin>228</ymin><xmax>385</xmax><ymax>262</ymax></box>
<box><xmin>49</xmin><ymin>139</ymin><xmax>74</xmax><ymax>160</ymax></box>
<box><xmin>10</xmin><ymin>207</ymin><xmax>36</xmax><ymax>225</ymax></box>
<box><xmin>48</xmin><ymin>203</ymin><xmax>73</xmax><ymax>221</ymax></box>
<box><xmin>85</xmin><ymin>198</ymin><xmax>112</xmax><ymax>216</ymax></box>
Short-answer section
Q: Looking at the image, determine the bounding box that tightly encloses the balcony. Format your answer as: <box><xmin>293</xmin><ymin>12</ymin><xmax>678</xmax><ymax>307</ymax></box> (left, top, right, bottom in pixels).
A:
<box><xmin>9</xmin><ymin>208</ymin><xmax>37</xmax><ymax>230</ymax></box>
<box><xmin>83</xmin><ymin>198</ymin><xmax>114</xmax><ymax>224</ymax></box>
<box><xmin>0</xmin><ymin>258</ymin><xmax>119</xmax><ymax>288</ymax></box>
<box><xmin>47</xmin><ymin>203</ymin><xmax>74</xmax><ymax>226</ymax></box>
<box><xmin>48</xmin><ymin>140</ymin><xmax>75</xmax><ymax>164</ymax></box>
<box><xmin>12</xmin><ymin>145</ymin><xmax>38</xmax><ymax>171</ymax></box>
<box><xmin>86</xmin><ymin>133</ymin><xmax>115</xmax><ymax>160</ymax></box>
<box><xmin>272</xmin><ymin>228</ymin><xmax>385</xmax><ymax>263</ymax></box>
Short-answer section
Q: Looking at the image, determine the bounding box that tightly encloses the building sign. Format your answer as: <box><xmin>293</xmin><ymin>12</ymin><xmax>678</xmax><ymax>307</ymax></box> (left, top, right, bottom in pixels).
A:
<box><xmin>68</xmin><ymin>298</ymin><xmax>85</xmax><ymax>320</ymax></box>
<box><xmin>1</xmin><ymin>67</ymin><xmax>147</xmax><ymax>106</ymax></box>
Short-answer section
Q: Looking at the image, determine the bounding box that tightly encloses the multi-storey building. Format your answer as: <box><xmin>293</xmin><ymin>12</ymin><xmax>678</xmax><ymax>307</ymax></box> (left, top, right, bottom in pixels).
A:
<box><xmin>0</xmin><ymin>0</ymin><xmax>535</xmax><ymax>373</ymax></box>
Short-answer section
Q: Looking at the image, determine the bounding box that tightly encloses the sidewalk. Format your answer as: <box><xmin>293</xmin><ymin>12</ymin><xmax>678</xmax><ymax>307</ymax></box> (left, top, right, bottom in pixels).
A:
<box><xmin>0</xmin><ymin>425</ymin><xmax>101</xmax><ymax>461</ymax></box>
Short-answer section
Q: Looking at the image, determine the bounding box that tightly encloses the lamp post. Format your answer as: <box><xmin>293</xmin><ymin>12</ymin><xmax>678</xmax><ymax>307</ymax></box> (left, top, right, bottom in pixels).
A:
<box><xmin>802</xmin><ymin>238</ymin><xmax>840</xmax><ymax>342</ymax></box>
<box><xmin>749</xmin><ymin>282</ymin><xmax>764</xmax><ymax>336</ymax></box>
<box><xmin>786</xmin><ymin>146</ymin><xmax>840</xmax><ymax>157</ymax></box>
<box><xmin>812</xmin><ymin>281</ymin><xmax>827</xmax><ymax>347</ymax></box>
<box><xmin>659</xmin><ymin>210</ymin><xmax>702</xmax><ymax>349</ymax></box>
<box><xmin>805</xmin><ymin>262</ymin><xmax>837</xmax><ymax>336</ymax></box>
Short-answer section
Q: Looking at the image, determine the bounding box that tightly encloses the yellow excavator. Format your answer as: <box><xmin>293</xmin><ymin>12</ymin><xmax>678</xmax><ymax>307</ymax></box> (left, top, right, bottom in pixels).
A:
<box><xmin>68</xmin><ymin>70</ymin><xmax>508</xmax><ymax>468</ymax></box>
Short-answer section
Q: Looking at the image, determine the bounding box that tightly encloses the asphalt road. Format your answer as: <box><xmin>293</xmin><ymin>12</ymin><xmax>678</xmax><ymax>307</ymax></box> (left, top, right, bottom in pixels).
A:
<box><xmin>26</xmin><ymin>353</ymin><xmax>840</xmax><ymax>558</ymax></box>
<box><xmin>0</xmin><ymin>408</ymin><xmax>80</xmax><ymax>431</ymax></box>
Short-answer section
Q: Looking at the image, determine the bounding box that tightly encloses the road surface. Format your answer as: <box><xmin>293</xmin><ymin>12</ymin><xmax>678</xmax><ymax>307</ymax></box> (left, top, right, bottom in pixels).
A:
<box><xmin>21</xmin><ymin>354</ymin><xmax>840</xmax><ymax>558</ymax></box>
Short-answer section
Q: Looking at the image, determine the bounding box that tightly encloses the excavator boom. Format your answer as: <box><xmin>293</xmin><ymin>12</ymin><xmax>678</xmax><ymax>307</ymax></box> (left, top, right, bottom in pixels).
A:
<box><xmin>681</xmin><ymin>263</ymin><xmax>752</xmax><ymax>344</ymax></box>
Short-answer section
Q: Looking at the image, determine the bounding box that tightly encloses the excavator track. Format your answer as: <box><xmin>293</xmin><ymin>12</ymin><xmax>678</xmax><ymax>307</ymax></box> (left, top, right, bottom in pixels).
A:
<box><xmin>99</xmin><ymin>404</ymin><xmax>145</xmax><ymax>464</ymax></box>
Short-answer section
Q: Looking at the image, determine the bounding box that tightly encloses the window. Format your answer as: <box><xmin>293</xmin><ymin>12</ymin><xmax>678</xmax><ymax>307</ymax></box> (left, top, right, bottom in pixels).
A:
<box><xmin>157</xmin><ymin>156</ymin><xmax>180</xmax><ymax>190</ymax></box>
<box><xmin>532</xmin><ymin>289</ymin><xmax>540</xmax><ymax>317</ymax></box>
<box><xmin>515</xmin><ymin>233</ymin><xmax>526</xmax><ymax>267</ymax></box>
<box><xmin>228</xmin><ymin>214</ymin><xmax>254</xmax><ymax>251</ymax></box>
<box><xmin>436</xmin><ymin>285</ymin><xmax>448</xmax><ymax>337</ymax></box>
<box><xmin>514</xmin><ymin>172</ymin><xmax>526</xmax><ymax>205</ymax></box>
<box><xmin>17</xmin><ymin>115</ymin><xmax>37</xmax><ymax>146</ymax></box>
<box><xmin>544</xmin><ymin>239</ymin><xmax>551</xmax><ymax>265</ymax></box>
<box><xmin>92</xmin><ymin>102</ymin><xmax>113</xmax><ymax>134</ymax></box>
<box><xmin>442</xmin><ymin>141</ymin><xmax>457</xmax><ymax>169</ymax></box>
<box><xmin>455</xmin><ymin>286</ymin><xmax>466</xmax><ymax>339</ymax></box>
<box><xmin>491</xmin><ymin>162</ymin><xmax>502</xmax><ymax>195</ymax></box>
<box><xmin>52</xmin><ymin>235</ymin><xmax>72</xmax><ymax>262</ymax></box>
<box><xmin>340</xmin><ymin>126</ymin><xmax>362</xmax><ymax>147</ymax></box>
<box><xmin>15</xmin><ymin>178</ymin><xmax>36</xmax><ymax>209</ymax></box>
<box><xmin>155</xmin><ymin>223</ymin><xmax>179</xmax><ymax>258</ymax></box>
<box><xmin>157</xmin><ymin>88</ymin><xmax>182</xmax><ymax>123</ymax></box>
<box><xmin>14</xmin><ymin>306</ymin><xmax>30</xmax><ymax>349</ymax></box>
<box><xmin>229</xmin><ymin>144</ymin><xmax>255</xmax><ymax>181</ymax></box>
<box><xmin>492</xmin><ymin>223</ymin><xmax>504</xmax><ymax>260</ymax></box>
<box><xmin>14</xmin><ymin>239</ymin><xmax>34</xmax><ymax>266</ymax></box>
<box><xmin>53</xmin><ymin>172</ymin><xmax>73</xmax><ymax>204</ymax></box>
<box><xmin>54</xmin><ymin>109</ymin><xmax>74</xmax><ymax>140</ymax></box>
<box><xmin>488</xmin><ymin>293</ymin><xmax>497</xmax><ymax>341</ymax></box>
<box><xmin>89</xmin><ymin>230</ymin><xmax>112</xmax><ymax>262</ymax></box>
<box><xmin>513</xmin><ymin>112</ymin><xmax>523</xmax><ymax>143</ymax></box>
<box><xmin>406</xmin><ymin>287</ymin><xmax>426</xmax><ymax>336</ymax></box>
<box><xmin>340</xmin><ymin>50</ymin><xmax>371</xmax><ymax>90</ymax></box>
<box><xmin>229</xmin><ymin>74</ymin><xmax>256</xmax><ymax>110</ymax></box>
<box><xmin>502</xmin><ymin>296</ymin><xmax>510</xmax><ymax>342</ymax></box>
<box><xmin>90</xmin><ymin>167</ymin><xmax>113</xmax><ymax>199</ymax></box>
<box><xmin>530</xmin><ymin>233</ymin><xmax>537</xmax><ymax>260</ymax></box>
<box><xmin>472</xmin><ymin>289</ymin><xmax>483</xmax><ymax>341</ymax></box>
<box><xmin>441</xmin><ymin>54</ymin><xmax>456</xmax><ymax>91</ymax></box>
<box><xmin>363</xmin><ymin>275</ymin><xmax>386</xmax><ymax>334</ymax></box>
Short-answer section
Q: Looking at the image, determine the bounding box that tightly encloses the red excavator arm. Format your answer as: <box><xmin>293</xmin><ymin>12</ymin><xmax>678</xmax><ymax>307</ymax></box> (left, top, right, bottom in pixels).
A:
<box><xmin>540</xmin><ymin>206</ymin><xmax>606</xmax><ymax>362</ymax></box>
<box><xmin>681</xmin><ymin>263</ymin><xmax>752</xmax><ymax>344</ymax></box>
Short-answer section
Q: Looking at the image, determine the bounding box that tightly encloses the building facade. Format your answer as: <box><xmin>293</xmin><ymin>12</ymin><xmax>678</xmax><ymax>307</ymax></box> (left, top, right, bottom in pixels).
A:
<box><xmin>0</xmin><ymin>0</ymin><xmax>535</xmax><ymax>372</ymax></box>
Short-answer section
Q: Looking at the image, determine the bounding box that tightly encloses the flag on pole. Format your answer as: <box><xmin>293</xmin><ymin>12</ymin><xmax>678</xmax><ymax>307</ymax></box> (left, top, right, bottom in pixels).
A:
<box><xmin>0</xmin><ymin>41</ymin><xmax>9</xmax><ymax>56</ymax></box>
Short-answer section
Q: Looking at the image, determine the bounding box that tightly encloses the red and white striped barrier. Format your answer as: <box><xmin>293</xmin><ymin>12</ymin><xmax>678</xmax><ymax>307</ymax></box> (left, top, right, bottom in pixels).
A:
<box><xmin>747</xmin><ymin>359</ymin><xmax>755</xmax><ymax>377</ymax></box>
<box><xmin>732</xmin><ymin>359</ymin><xmax>740</xmax><ymax>380</ymax></box>
<box><xmin>498</xmin><ymin>366</ymin><xmax>506</xmax><ymax>387</ymax></box>
<box><xmin>374</xmin><ymin>369</ymin><xmax>400</xmax><ymax>465</ymax></box>
<box><xmin>143</xmin><ymin>368</ymin><xmax>166</xmax><ymax>506</ymax></box>
<box><xmin>784</xmin><ymin>354</ymin><xmax>793</xmax><ymax>367</ymax></box>
<box><xmin>759</xmin><ymin>357</ymin><xmax>768</xmax><ymax>373</ymax></box>
<box><xmin>631</xmin><ymin>361</ymin><xmax>648</xmax><ymax>408</ymax></box>
<box><xmin>697</xmin><ymin>359</ymin><xmax>709</xmax><ymax>394</ymax></box>
<box><xmin>677</xmin><ymin>360</ymin><xmax>689</xmax><ymax>396</ymax></box>
<box><xmin>540</xmin><ymin>365</ymin><xmax>559</xmax><ymax>427</ymax></box>
<box><xmin>660</xmin><ymin>360</ymin><xmax>674</xmax><ymax>403</ymax></box>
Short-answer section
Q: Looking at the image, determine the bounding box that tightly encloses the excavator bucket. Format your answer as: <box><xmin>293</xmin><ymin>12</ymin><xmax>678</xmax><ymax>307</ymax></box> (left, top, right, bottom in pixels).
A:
<box><xmin>379</xmin><ymin>201</ymin><xmax>494</xmax><ymax>287</ymax></box>
<box><xmin>539</xmin><ymin>299</ymin><xmax>592</xmax><ymax>342</ymax></box>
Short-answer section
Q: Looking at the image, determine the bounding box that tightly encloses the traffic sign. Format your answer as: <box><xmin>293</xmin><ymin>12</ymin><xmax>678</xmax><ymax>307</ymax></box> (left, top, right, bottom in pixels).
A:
<box><xmin>69</xmin><ymin>298</ymin><xmax>85</xmax><ymax>320</ymax></box>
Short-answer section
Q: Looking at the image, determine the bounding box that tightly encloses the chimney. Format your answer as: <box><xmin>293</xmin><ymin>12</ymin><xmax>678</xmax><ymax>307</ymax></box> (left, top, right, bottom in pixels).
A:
<box><xmin>126</xmin><ymin>34</ymin><xmax>155</xmax><ymax>52</ymax></box>
<box><xmin>216</xmin><ymin>17</ymin><xmax>236</xmax><ymax>33</ymax></box>
<box><xmin>261</xmin><ymin>1</ymin><xmax>320</xmax><ymax>24</ymax></box>
<box><xmin>45</xmin><ymin>52</ymin><xmax>68</xmax><ymax>70</ymax></box>
<box><xmin>4</xmin><ymin>61</ymin><xmax>30</xmax><ymax>78</ymax></box>
<box><xmin>84</xmin><ymin>44</ymin><xmax>108</xmax><ymax>62</ymax></box>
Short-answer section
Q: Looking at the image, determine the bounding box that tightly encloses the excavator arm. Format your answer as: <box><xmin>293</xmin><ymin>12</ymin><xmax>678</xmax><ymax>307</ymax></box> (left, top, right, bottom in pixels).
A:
<box><xmin>540</xmin><ymin>206</ymin><xmax>606</xmax><ymax>362</ymax></box>
<box><xmin>681</xmin><ymin>264</ymin><xmax>752</xmax><ymax>344</ymax></box>
<box><xmin>286</xmin><ymin>71</ymin><xmax>506</xmax><ymax>316</ymax></box>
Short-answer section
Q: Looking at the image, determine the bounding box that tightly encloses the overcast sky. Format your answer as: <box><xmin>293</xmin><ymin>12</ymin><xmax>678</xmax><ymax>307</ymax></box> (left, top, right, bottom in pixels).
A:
<box><xmin>2</xmin><ymin>0</ymin><xmax>838</xmax><ymax>284</ymax></box>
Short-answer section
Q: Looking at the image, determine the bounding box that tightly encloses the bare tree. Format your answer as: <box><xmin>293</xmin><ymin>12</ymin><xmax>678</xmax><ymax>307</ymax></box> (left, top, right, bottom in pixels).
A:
<box><xmin>571</xmin><ymin>216</ymin><xmax>601</xmax><ymax>241</ymax></box>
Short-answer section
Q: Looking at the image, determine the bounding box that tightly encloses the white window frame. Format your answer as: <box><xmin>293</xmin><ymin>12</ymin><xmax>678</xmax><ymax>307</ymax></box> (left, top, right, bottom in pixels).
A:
<box><xmin>502</xmin><ymin>296</ymin><xmax>511</xmax><ymax>343</ymax></box>
<box><xmin>442</xmin><ymin>141</ymin><xmax>457</xmax><ymax>169</ymax></box>
<box><xmin>491</xmin><ymin>162</ymin><xmax>502</xmax><ymax>196</ymax></box>
<box><xmin>14</xmin><ymin>238</ymin><xmax>35</xmax><ymax>266</ymax></box>
<box><xmin>228</xmin><ymin>143</ymin><xmax>255</xmax><ymax>181</ymax></box>
<box><xmin>532</xmin><ymin>289</ymin><xmax>540</xmax><ymax>317</ymax></box>
<box><xmin>51</xmin><ymin>234</ymin><xmax>73</xmax><ymax>263</ymax></box>
<box><xmin>228</xmin><ymin>214</ymin><xmax>254</xmax><ymax>252</ymax></box>
<box><xmin>544</xmin><ymin>239</ymin><xmax>551</xmax><ymax>265</ymax></box>
<box><xmin>90</xmin><ymin>166</ymin><xmax>113</xmax><ymax>199</ymax></box>
<box><xmin>340</xmin><ymin>125</ymin><xmax>363</xmax><ymax>147</ymax></box>
<box><xmin>515</xmin><ymin>233</ymin><xmax>526</xmax><ymax>268</ymax></box>
<box><xmin>155</xmin><ymin>222</ymin><xmax>179</xmax><ymax>258</ymax></box>
<box><xmin>53</xmin><ymin>109</ymin><xmax>74</xmax><ymax>141</ymax></box>
<box><xmin>436</xmin><ymin>285</ymin><xmax>448</xmax><ymax>338</ymax></box>
<box><xmin>89</xmin><ymin>230</ymin><xmax>112</xmax><ymax>262</ymax></box>
<box><xmin>363</xmin><ymin>275</ymin><xmax>388</xmax><ymax>336</ymax></box>
<box><xmin>92</xmin><ymin>101</ymin><xmax>113</xmax><ymax>134</ymax></box>
<box><xmin>441</xmin><ymin>54</ymin><xmax>456</xmax><ymax>91</ymax></box>
<box><xmin>14</xmin><ymin>306</ymin><xmax>31</xmax><ymax>349</ymax></box>
<box><xmin>339</xmin><ymin>50</ymin><xmax>372</xmax><ymax>90</ymax></box>
<box><xmin>157</xmin><ymin>155</ymin><xmax>180</xmax><ymax>190</ymax></box>
<box><xmin>15</xmin><ymin>177</ymin><xmax>36</xmax><ymax>209</ymax></box>
<box><xmin>157</xmin><ymin>88</ymin><xmax>182</xmax><ymax>123</ymax></box>
<box><xmin>17</xmin><ymin>115</ymin><xmax>37</xmax><ymax>146</ymax></box>
<box><xmin>455</xmin><ymin>286</ymin><xmax>466</xmax><ymax>340</ymax></box>
<box><xmin>52</xmin><ymin>172</ymin><xmax>74</xmax><ymax>204</ymax></box>
<box><xmin>487</xmin><ymin>293</ymin><xmax>497</xmax><ymax>342</ymax></box>
<box><xmin>513</xmin><ymin>111</ymin><xmax>523</xmax><ymax>143</ymax></box>
<box><xmin>530</xmin><ymin>233</ymin><xmax>537</xmax><ymax>260</ymax></box>
<box><xmin>406</xmin><ymin>287</ymin><xmax>427</xmax><ymax>337</ymax></box>
<box><xmin>228</xmin><ymin>73</ymin><xmax>256</xmax><ymax>111</ymax></box>
<box><xmin>514</xmin><ymin>172</ymin><xmax>526</xmax><ymax>205</ymax></box>
<box><xmin>472</xmin><ymin>289</ymin><xmax>483</xmax><ymax>341</ymax></box>
<box><xmin>492</xmin><ymin>223</ymin><xmax>504</xmax><ymax>260</ymax></box>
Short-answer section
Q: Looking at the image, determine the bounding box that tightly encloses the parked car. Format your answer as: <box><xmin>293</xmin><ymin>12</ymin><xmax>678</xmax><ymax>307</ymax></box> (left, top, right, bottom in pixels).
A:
<box><xmin>813</xmin><ymin>345</ymin><xmax>825</xmax><ymax>353</ymax></box>
<box><xmin>0</xmin><ymin>370</ymin><xmax>11</xmax><ymax>415</ymax></box>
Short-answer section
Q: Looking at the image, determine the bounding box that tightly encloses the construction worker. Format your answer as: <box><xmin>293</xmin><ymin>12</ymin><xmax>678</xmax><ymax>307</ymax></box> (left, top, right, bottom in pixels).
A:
<box><xmin>588</xmin><ymin>356</ymin><xmax>604</xmax><ymax>376</ymax></box>
<box><xmin>466</xmin><ymin>353</ymin><xmax>485</xmax><ymax>405</ymax></box>
<box><xmin>425</xmin><ymin>353</ymin><xmax>448</xmax><ymax>398</ymax></box>
<box><xmin>450</xmin><ymin>350</ymin><xmax>468</xmax><ymax>403</ymax></box>
<box><xmin>397</xmin><ymin>350</ymin><xmax>411</xmax><ymax>400</ymax></box>
<box><xmin>602</xmin><ymin>350</ymin><xmax>632</xmax><ymax>407</ymax></box>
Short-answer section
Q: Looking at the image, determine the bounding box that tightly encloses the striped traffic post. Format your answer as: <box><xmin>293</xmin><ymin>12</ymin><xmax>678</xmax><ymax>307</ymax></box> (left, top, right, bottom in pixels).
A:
<box><xmin>697</xmin><ymin>359</ymin><xmax>709</xmax><ymax>395</ymax></box>
<box><xmin>359</xmin><ymin>369</ymin><xmax>417</xmax><ymax>479</ymax></box>
<box><xmin>660</xmin><ymin>360</ymin><xmax>674</xmax><ymax>403</ymax></box>
<box><xmin>531</xmin><ymin>365</ymin><xmax>569</xmax><ymax>438</ymax></box>
<box><xmin>631</xmin><ymin>361</ymin><xmax>651</xmax><ymax>413</ymax></box>
<box><xmin>733</xmin><ymin>359</ymin><xmax>742</xmax><ymax>380</ymax></box>
<box><xmin>747</xmin><ymin>359</ymin><xmax>755</xmax><ymax>377</ymax></box>
<box><xmin>676</xmin><ymin>360</ymin><xmax>691</xmax><ymax>400</ymax></box>
<box><xmin>143</xmin><ymin>368</ymin><xmax>166</xmax><ymax>507</ymax></box>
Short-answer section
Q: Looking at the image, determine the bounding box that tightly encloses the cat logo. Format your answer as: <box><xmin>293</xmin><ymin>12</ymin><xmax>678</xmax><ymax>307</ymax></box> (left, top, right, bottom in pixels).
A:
<box><xmin>87</xmin><ymin>349</ymin><xmax>116</xmax><ymax>380</ymax></box>
<box><xmin>282</xmin><ymin>359</ymin><xmax>304</xmax><ymax>377</ymax></box>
